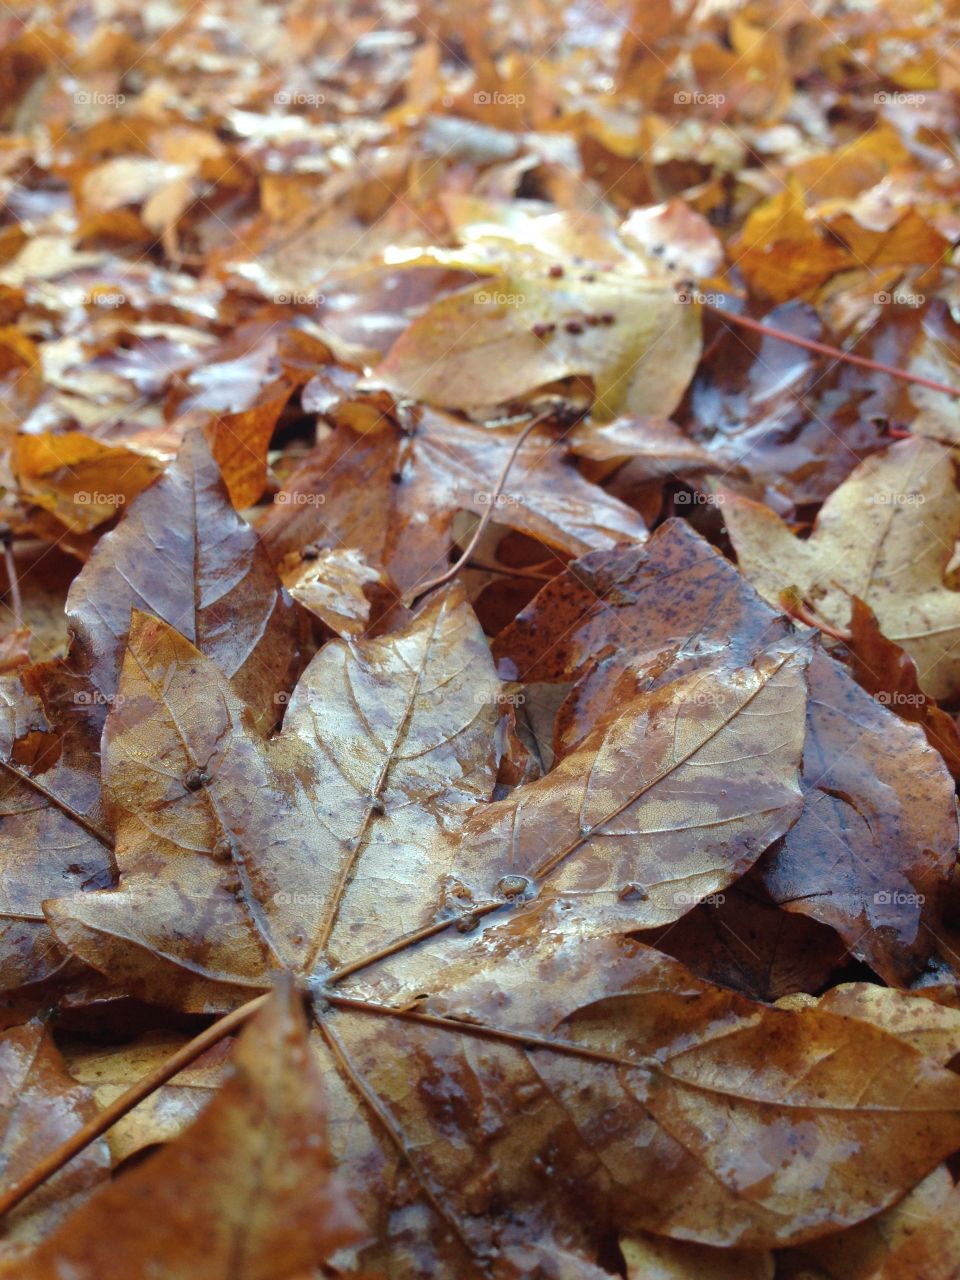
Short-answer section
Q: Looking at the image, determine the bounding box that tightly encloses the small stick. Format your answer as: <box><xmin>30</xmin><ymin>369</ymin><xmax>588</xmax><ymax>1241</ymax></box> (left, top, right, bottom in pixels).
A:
<box><xmin>405</xmin><ymin>414</ymin><xmax>547</xmax><ymax>604</ymax></box>
<box><xmin>464</xmin><ymin>556</ymin><xmax>556</xmax><ymax>581</ymax></box>
<box><xmin>780</xmin><ymin>587</ymin><xmax>851</xmax><ymax>642</ymax></box>
<box><xmin>0</xmin><ymin>992</ymin><xmax>269</xmax><ymax>1221</ymax></box>
<box><xmin>0</xmin><ymin>525</ymin><xmax>22</xmax><ymax>628</ymax></box>
<box><xmin>704</xmin><ymin>304</ymin><xmax>960</xmax><ymax>400</ymax></box>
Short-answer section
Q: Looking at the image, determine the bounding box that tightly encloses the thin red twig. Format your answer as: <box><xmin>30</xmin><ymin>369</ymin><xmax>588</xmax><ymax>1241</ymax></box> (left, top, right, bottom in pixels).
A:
<box><xmin>705</xmin><ymin>304</ymin><xmax>960</xmax><ymax>400</ymax></box>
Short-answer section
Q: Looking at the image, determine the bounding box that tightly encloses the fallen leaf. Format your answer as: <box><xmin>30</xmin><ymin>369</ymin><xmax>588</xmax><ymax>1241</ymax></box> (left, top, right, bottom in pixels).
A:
<box><xmin>259</xmin><ymin>405</ymin><xmax>647</xmax><ymax>596</ymax></box>
<box><xmin>6</xmin><ymin>983</ymin><xmax>363</xmax><ymax>1280</ymax></box>
<box><xmin>721</xmin><ymin>437</ymin><xmax>960</xmax><ymax>700</ymax></box>
<box><xmin>622</xmin><ymin>1233</ymin><xmax>773</xmax><ymax>1280</ymax></box>
<box><xmin>838</xmin><ymin>595</ymin><xmax>960</xmax><ymax>779</ymax></box>
<box><xmin>64</xmin><ymin>430</ymin><xmax>298</xmax><ymax>731</ymax></box>
<box><xmin>372</xmin><ymin>206</ymin><xmax>702</xmax><ymax>420</ymax></box>
<box><xmin>0</xmin><ymin>1020</ymin><xmax>109</xmax><ymax>1260</ymax></box>
<box><xmin>494</xmin><ymin>520</ymin><xmax>958</xmax><ymax>984</ymax></box>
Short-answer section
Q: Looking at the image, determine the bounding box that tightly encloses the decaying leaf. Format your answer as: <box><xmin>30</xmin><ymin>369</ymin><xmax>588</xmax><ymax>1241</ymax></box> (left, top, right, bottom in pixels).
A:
<box><xmin>33</xmin><ymin>601</ymin><xmax>960</xmax><ymax>1269</ymax></box>
<box><xmin>494</xmin><ymin>521</ymin><xmax>959</xmax><ymax>984</ymax></box>
<box><xmin>622</xmin><ymin>1233</ymin><xmax>773</xmax><ymax>1280</ymax></box>
<box><xmin>46</xmin><ymin>585</ymin><xmax>503</xmax><ymax>1001</ymax></box>
<box><xmin>722</xmin><ymin>437</ymin><xmax>960</xmax><ymax>700</ymax></box>
<box><xmin>64</xmin><ymin>430</ymin><xmax>298</xmax><ymax>731</ymax></box>
<box><xmin>64</xmin><ymin>1032</ymin><xmax>232</xmax><ymax>1164</ymax></box>
<box><xmin>259</xmin><ymin>404</ymin><xmax>647</xmax><ymax>595</ymax></box>
<box><xmin>455</xmin><ymin>647</ymin><xmax>809</xmax><ymax>932</ymax></box>
<box><xmin>5</xmin><ymin>984</ymin><xmax>363</xmax><ymax>1280</ymax></box>
<box><xmin>0</xmin><ymin>1020</ymin><xmax>109</xmax><ymax>1260</ymax></box>
<box><xmin>778</xmin><ymin>1163</ymin><xmax>960</xmax><ymax>1280</ymax></box>
<box><xmin>1</xmin><ymin>0</ymin><xmax>960</xmax><ymax>1271</ymax></box>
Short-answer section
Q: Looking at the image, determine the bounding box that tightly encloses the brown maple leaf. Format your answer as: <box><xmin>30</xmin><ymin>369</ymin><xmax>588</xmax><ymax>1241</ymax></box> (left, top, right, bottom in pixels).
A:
<box><xmin>29</xmin><ymin>586</ymin><xmax>960</xmax><ymax>1272</ymax></box>
<box><xmin>494</xmin><ymin>520</ymin><xmax>959</xmax><ymax>984</ymax></box>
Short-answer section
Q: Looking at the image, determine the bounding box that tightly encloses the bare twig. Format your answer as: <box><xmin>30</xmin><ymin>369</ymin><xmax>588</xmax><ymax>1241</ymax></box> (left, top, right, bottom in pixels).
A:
<box><xmin>704</xmin><ymin>304</ymin><xmax>960</xmax><ymax>400</ymax></box>
<box><xmin>1</xmin><ymin>526</ymin><xmax>22</xmax><ymax>629</ymax></box>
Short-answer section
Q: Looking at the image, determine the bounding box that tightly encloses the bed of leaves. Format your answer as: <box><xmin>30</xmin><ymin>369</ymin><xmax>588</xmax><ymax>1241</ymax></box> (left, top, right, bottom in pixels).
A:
<box><xmin>3</xmin><ymin>0</ymin><xmax>960</xmax><ymax>1277</ymax></box>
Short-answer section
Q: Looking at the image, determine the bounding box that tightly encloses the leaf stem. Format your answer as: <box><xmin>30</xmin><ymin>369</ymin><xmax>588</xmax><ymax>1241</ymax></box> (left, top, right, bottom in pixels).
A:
<box><xmin>0</xmin><ymin>992</ymin><xmax>269</xmax><ymax>1222</ymax></box>
<box><xmin>405</xmin><ymin>413</ymin><xmax>548</xmax><ymax>605</ymax></box>
<box><xmin>704</xmin><ymin>304</ymin><xmax>960</xmax><ymax>399</ymax></box>
<box><xmin>0</xmin><ymin>759</ymin><xmax>113</xmax><ymax>850</ymax></box>
<box><xmin>2</xmin><ymin>529</ymin><xmax>22</xmax><ymax>628</ymax></box>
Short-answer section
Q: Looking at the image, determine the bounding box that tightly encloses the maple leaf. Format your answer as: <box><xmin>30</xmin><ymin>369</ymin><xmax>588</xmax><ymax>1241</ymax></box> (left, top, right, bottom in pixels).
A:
<box><xmin>494</xmin><ymin>520</ymin><xmax>959</xmax><ymax>984</ymax></box>
<box><xmin>370</xmin><ymin>203</ymin><xmax>702</xmax><ymax>421</ymax></box>
<box><xmin>4</xmin><ymin>0</ymin><xmax>960</xmax><ymax>1270</ymax></box>
<box><xmin>720</xmin><ymin>436</ymin><xmax>960</xmax><ymax>700</ymax></box>
<box><xmin>31</xmin><ymin>595</ymin><xmax>960</xmax><ymax>1271</ymax></box>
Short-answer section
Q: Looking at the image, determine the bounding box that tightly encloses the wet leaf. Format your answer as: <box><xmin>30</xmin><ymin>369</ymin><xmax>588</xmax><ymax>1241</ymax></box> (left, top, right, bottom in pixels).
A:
<box><xmin>0</xmin><ymin>1020</ymin><xmax>109</xmax><ymax>1260</ymax></box>
<box><xmin>372</xmin><ymin>206</ymin><xmax>701</xmax><ymax>420</ymax></box>
<box><xmin>6</xmin><ymin>984</ymin><xmax>363</xmax><ymax>1280</ymax></box>
<box><xmin>47</xmin><ymin>585</ymin><xmax>503</xmax><ymax>1002</ymax></box>
<box><xmin>721</xmin><ymin>437</ymin><xmax>960</xmax><ymax>700</ymax></box>
<box><xmin>64</xmin><ymin>430</ymin><xmax>298</xmax><ymax>732</ymax></box>
<box><xmin>2</xmin><ymin>0</ymin><xmax>960</xmax><ymax>1269</ymax></box>
<box><xmin>494</xmin><ymin>521</ymin><xmax>958</xmax><ymax>984</ymax></box>
<box><xmin>259</xmin><ymin>406</ymin><xmax>647</xmax><ymax>595</ymax></box>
